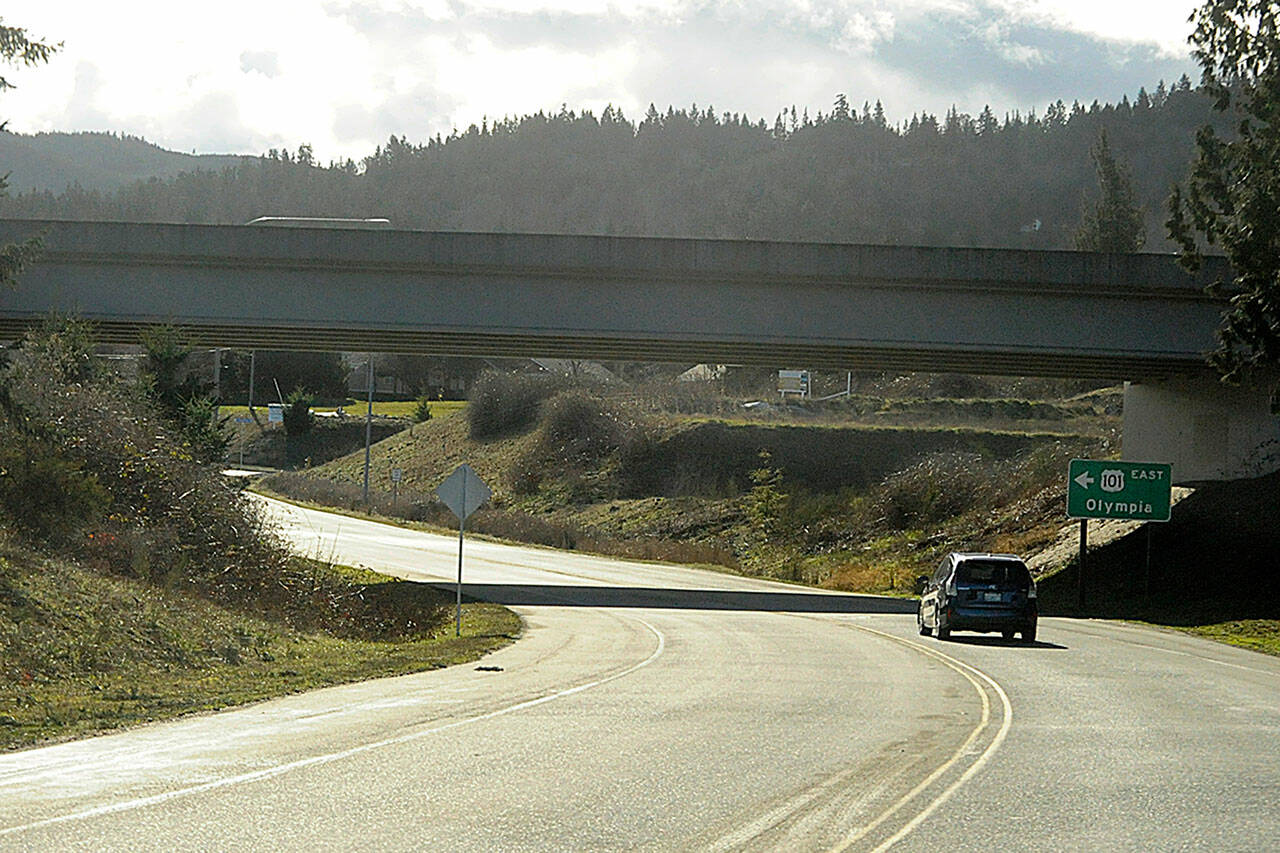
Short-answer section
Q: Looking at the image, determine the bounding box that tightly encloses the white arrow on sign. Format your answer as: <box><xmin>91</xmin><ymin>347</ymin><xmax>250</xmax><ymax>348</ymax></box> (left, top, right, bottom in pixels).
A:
<box><xmin>1074</xmin><ymin>471</ymin><xmax>1095</xmax><ymax>490</ymax></box>
<box><xmin>435</xmin><ymin>463</ymin><xmax>491</xmax><ymax>522</ymax></box>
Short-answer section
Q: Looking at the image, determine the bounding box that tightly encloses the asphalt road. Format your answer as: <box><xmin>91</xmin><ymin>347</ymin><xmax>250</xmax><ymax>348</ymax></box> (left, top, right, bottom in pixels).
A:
<box><xmin>2</xmin><ymin>498</ymin><xmax>1277</xmax><ymax>851</ymax></box>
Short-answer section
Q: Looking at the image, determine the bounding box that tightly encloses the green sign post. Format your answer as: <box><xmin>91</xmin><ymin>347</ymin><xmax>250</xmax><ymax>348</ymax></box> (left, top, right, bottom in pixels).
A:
<box><xmin>1067</xmin><ymin>459</ymin><xmax>1173</xmax><ymax>522</ymax></box>
<box><xmin>1066</xmin><ymin>458</ymin><xmax>1173</xmax><ymax>610</ymax></box>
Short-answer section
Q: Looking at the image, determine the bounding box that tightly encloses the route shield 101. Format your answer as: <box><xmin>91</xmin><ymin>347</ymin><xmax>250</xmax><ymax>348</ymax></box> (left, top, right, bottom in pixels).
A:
<box><xmin>1067</xmin><ymin>458</ymin><xmax>1172</xmax><ymax>522</ymax></box>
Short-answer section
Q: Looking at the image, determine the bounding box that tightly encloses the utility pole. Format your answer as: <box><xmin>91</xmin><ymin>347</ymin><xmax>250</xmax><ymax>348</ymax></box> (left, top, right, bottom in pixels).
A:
<box><xmin>240</xmin><ymin>351</ymin><xmax>256</xmax><ymax>467</ymax></box>
<box><xmin>247</xmin><ymin>351</ymin><xmax>256</xmax><ymax>414</ymax></box>
<box><xmin>362</xmin><ymin>354</ymin><xmax>374</xmax><ymax>503</ymax></box>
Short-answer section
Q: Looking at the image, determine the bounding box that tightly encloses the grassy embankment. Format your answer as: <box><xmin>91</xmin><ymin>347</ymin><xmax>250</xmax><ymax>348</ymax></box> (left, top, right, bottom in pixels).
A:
<box><xmin>0</xmin><ymin>544</ymin><xmax>517</xmax><ymax>750</ymax></box>
<box><xmin>0</xmin><ymin>323</ymin><xmax>518</xmax><ymax>751</ymax></box>
<box><xmin>222</xmin><ymin>400</ymin><xmax>465</xmax><ymax>470</ymax></box>
<box><xmin>219</xmin><ymin>399</ymin><xmax>468</xmax><ymax>420</ymax></box>
<box><xmin>262</xmin><ymin>372</ymin><xmax>1114</xmax><ymax>595</ymax></box>
<box><xmin>263</xmin><ymin>372</ymin><xmax>1279</xmax><ymax>656</ymax></box>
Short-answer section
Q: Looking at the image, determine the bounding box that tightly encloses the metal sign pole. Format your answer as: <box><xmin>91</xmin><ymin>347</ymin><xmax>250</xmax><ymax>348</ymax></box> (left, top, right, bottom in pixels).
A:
<box><xmin>1144</xmin><ymin>523</ymin><xmax>1153</xmax><ymax>604</ymax></box>
<box><xmin>1077</xmin><ymin>519</ymin><xmax>1087</xmax><ymax>611</ymax></box>
<box><xmin>435</xmin><ymin>463</ymin><xmax>490</xmax><ymax>640</ymax></box>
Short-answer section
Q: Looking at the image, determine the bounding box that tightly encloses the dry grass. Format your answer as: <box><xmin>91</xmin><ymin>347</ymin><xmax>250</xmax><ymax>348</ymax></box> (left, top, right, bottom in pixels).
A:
<box><xmin>263</xmin><ymin>381</ymin><xmax>1104</xmax><ymax>597</ymax></box>
<box><xmin>0</xmin><ymin>542</ymin><xmax>519</xmax><ymax>751</ymax></box>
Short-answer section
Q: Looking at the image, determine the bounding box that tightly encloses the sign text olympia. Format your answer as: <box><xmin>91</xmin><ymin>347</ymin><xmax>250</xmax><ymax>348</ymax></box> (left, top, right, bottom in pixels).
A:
<box><xmin>1067</xmin><ymin>458</ymin><xmax>1172</xmax><ymax>522</ymax></box>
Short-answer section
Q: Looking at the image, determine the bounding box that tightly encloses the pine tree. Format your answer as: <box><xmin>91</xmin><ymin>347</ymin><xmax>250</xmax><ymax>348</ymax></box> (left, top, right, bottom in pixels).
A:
<box><xmin>1074</xmin><ymin>130</ymin><xmax>1146</xmax><ymax>252</ymax></box>
<box><xmin>1</xmin><ymin>19</ymin><xmax>58</xmax><ymax>289</ymax></box>
<box><xmin>872</xmin><ymin>100</ymin><xmax>887</xmax><ymax>128</ymax></box>
<box><xmin>1168</xmin><ymin>0</ymin><xmax>1280</xmax><ymax>378</ymax></box>
<box><xmin>833</xmin><ymin>93</ymin><xmax>851</xmax><ymax>121</ymax></box>
<box><xmin>977</xmin><ymin>105</ymin><xmax>997</xmax><ymax>136</ymax></box>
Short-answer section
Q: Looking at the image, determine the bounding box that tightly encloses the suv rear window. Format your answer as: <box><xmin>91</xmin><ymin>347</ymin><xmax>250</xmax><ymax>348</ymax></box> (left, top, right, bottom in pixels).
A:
<box><xmin>955</xmin><ymin>559</ymin><xmax>1031</xmax><ymax>587</ymax></box>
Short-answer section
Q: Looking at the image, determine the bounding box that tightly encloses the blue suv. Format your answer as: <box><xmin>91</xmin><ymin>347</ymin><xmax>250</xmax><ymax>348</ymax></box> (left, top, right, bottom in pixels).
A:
<box><xmin>918</xmin><ymin>552</ymin><xmax>1037</xmax><ymax>643</ymax></box>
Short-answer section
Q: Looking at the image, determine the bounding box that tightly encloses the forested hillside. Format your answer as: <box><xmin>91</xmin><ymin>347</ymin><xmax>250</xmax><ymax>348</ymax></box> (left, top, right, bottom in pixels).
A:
<box><xmin>0</xmin><ymin>131</ymin><xmax>251</xmax><ymax>193</ymax></box>
<box><xmin>0</xmin><ymin>79</ymin><xmax>1227</xmax><ymax>250</ymax></box>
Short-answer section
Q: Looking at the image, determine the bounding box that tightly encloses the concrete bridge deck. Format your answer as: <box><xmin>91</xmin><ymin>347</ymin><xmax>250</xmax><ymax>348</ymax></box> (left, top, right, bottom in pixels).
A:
<box><xmin>0</xmin><ymin>218</ymin><xmax>1230</xmax><ymax>380</ymax></box>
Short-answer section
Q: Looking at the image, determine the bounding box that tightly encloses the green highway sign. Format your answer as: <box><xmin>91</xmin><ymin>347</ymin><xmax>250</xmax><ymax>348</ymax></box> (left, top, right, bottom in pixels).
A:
<box><xmin>1067</xmin><ymin>459</ymin><xmax>1172</xmax><ymax>522</ymax></box>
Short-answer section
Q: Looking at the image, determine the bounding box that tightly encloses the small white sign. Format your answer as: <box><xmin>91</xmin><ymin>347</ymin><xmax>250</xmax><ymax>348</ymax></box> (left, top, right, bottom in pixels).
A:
<box><xmin>435</xmin><ymin>464</ymin><xmax>491</xmax><ymax>521</ymax></box>
<box><xmin>778</xmin><ymin>369</ymin><xmax>810</xmax><ymax>396</ymax></box>
<box><xmin>391</xmin><ymin>467</ymin><xmax>403</xmax><ymax>483</ymax></box>
<box><xmin>267</xmin><ymin>403</ymin><xmax>284</xmax><ymax>424</ymax></box>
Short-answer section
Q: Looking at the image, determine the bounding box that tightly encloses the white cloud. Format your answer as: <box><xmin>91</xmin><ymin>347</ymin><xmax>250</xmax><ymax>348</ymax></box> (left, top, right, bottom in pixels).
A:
<box><xmin>0</xmin><ymin>1</ymin><xmax>1197</xmax><ymax>161</ymax></box>
<box><xmin>998</xmin><ymin>0</ymin><xmax>1193</xmax><ymax>58</ymax></box>
<box><xmin>239</xmin><ymin>50</ymin><xmax>282</xmax><ymax>79</ymax></box>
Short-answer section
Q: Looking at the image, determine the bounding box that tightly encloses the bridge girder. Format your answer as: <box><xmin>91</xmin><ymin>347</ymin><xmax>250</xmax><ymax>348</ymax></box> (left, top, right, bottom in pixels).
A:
<box><xmin>0</xmin><ymin>218</ymin><xmax>1228</xmax><ymax>381</ymax></box>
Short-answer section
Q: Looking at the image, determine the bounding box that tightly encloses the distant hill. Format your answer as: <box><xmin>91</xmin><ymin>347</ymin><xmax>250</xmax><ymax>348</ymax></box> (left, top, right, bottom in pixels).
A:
<box><xmin>0</xmin><ymin>131</ymin><xmax>253</xmax><ymax>193</ymax></box>
<box><xmin>0</xmin><ymin>83</ymin><xmax>1230</xmax><ymax>250</ymax></box>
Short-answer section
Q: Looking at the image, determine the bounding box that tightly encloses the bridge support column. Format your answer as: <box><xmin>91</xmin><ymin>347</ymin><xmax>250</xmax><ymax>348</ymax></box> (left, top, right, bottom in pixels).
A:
<box><xmin>1123</xmin><ymin>373</ymin><xmax>1280</xmax><ymax>483</ymax></box>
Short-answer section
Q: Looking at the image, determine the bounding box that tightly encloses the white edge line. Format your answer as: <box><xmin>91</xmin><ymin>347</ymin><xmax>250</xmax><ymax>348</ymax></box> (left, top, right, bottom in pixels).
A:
<box><xmin>0</xmin><ymin>617</ymin><xmax>667</xmax><ymax>839</ymax></box>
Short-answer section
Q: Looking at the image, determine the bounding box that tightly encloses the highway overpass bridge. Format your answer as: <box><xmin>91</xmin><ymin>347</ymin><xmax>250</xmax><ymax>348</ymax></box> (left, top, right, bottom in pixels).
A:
<box><xmin>0</xmin><ymin>218</ymin><xmax>1275</xmax><ymax>481</ymax></box>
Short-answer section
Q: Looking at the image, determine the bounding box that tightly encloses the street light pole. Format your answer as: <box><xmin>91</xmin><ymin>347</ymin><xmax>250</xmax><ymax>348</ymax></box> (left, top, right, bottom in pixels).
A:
<box><xmin>362</xmin><ymin>354</ymin><xmax>374</xmax><ymax>503</ymax></box>
<box><xmin>240</xmin><ymin>350</ymin><xmax>256</xmax><ymax>468</ymax></box>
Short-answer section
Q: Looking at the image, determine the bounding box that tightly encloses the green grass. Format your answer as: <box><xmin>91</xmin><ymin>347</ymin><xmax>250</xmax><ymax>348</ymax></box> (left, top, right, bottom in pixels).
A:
<box><xmin>329</xmin><ymin>399</ymin><xmax>468</xmax><ymax>419</ymax></box>
<box><xmin>1178</xmin><ymin>621</ymin><xmax>1280</xmax><ymax>657</ymax></box>
<box><xmin>0</xmin><ymin>544</ymin><xmax>519</xmax><ymax>751</ymax></box>
<box><xmin>218</xmin><ymin>400</ymin><xmax>467</xmax><ymax>420</ymax></box>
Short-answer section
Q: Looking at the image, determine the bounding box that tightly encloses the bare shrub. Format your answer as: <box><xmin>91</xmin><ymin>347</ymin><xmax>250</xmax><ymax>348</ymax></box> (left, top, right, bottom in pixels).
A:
<box><xmin>509</xmin><ymin>390</ymin><xmax>635</xmax><ymax>496</ymax></box>
<box><xmin>467</xmin><ymin>371</ymin><xmax>565</xmax><ymax>439</ymax></box>
<box><xmin>871</xmin><ymin>452</ymin><xmax>990</xmax><ymax>530</ymax></box>
<box><xmin>0</xmin><ymin>430</ymin><xmax>109</xmax><ymax>545</ymax></box>
<box><xmin>0</xmin><ymin>320</ymin><xmax>449</xmax><ymax>638</ymax></box>
<box><xmin>618</xmin><ymin>380</ymin><xmax>740</xmax><ymax>416</ymax></box>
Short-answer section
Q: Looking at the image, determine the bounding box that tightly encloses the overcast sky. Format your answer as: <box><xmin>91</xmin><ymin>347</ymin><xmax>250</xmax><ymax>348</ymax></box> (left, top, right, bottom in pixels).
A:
<box><xmin>2</xmin><ymin>1</ymin><xmax>1199</xmax><ymax>162</ymax></box>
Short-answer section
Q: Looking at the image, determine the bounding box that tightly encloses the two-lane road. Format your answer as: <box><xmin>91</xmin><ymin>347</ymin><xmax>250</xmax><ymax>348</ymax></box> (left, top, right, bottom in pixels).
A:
<box><xmin>2</xmin><ymin>498</ymin><xmax>1277</xmax><ymax>850</ymax></box>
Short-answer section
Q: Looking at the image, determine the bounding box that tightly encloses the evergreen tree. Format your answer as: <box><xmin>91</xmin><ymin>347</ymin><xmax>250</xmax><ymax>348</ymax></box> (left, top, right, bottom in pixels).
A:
<box><xmin>0</xmin><ymin>18</ymin><xmax>58</xmax><ymax>99</ymax></box>
<box><xmin>0</xmin><ymin>19</ymin><xmax>57</xmax><ymax>289</ymax></box>
<box><xmin>1075</xmin><ymin>130</ymin><xmax>1146</xmax><ymax>252</ymax></box>
<box><xmin>0</xmin><ymin>85</ymin><xmax>1231</xmax><ymax>255</ymax></box>
<box><xmin>138</xmin><ymin>325</ymin><xmax>228</xmax><ymax>461</ymax></box>
<box><xmin>832</xmin><ymin>93</ymin><xmax>851</xmax><ymax>121</ymax></box>
<box><xmin>1168</xmin><ymin>0</ymin><xmax>1280</xmax><ymax>378</ymax></box>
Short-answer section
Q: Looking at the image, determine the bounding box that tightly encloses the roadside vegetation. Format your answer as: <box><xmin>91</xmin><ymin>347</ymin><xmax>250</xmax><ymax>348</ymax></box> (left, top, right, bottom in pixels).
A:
<box><xmin>221</xmin><ymin>400</ymin><xmax>465</xmax><ymax>470</ymax></box>
<box><xmin>263</xmin><ymin>369</ymin><xmax>1114</xmax><ymax>594</ymax></box>
<box><xmin>263</xmin><ymin>368</ymin><xmax>1278</xmax><ymax>657</ymax></box>
<box><xmin>0</xmin><ymin>320</ymin><xmax>518</xmax><ymax>750</ymax></box>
